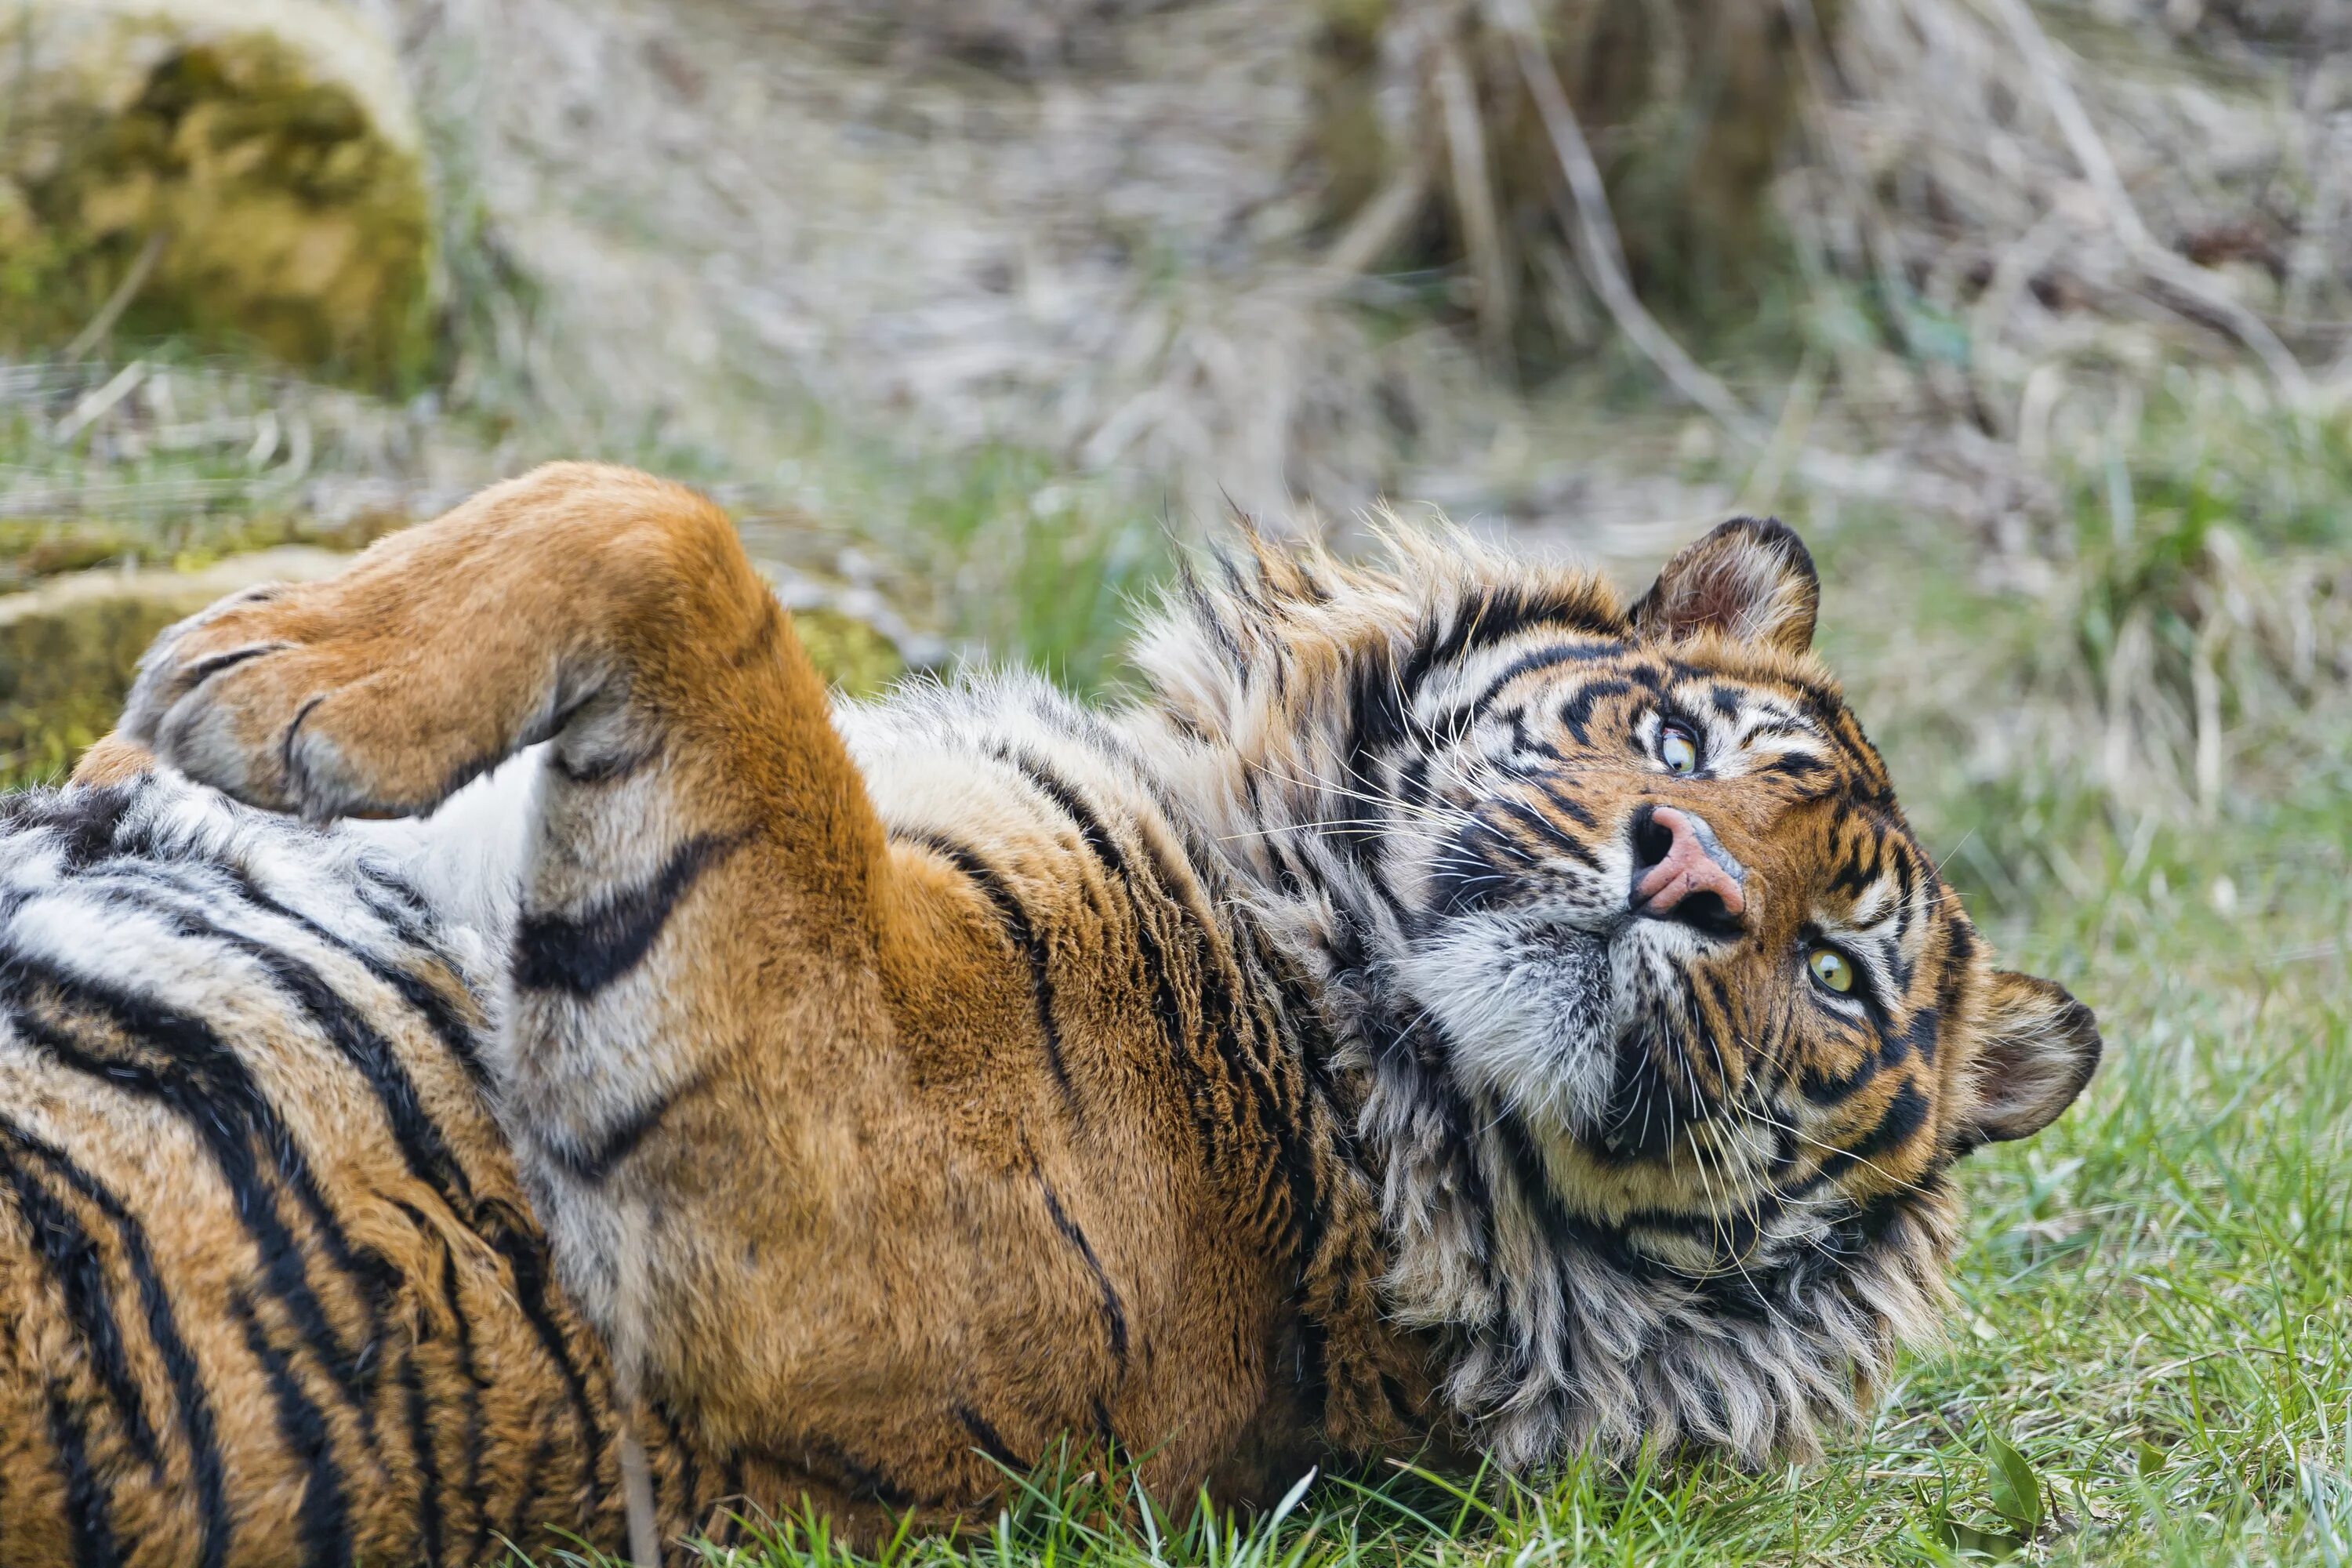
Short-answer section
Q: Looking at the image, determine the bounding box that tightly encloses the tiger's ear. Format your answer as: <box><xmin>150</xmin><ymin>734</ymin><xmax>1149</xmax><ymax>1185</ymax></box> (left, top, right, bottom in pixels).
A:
<box><xmin>1631</xmin><ymin>517</ymin><xmax>1820</xmax><ymax>654</ymax></box>
<box><xmin>1960</xmin><ymin>971</ymin><xmax>2102</xmax><ymax>1148</ymax></box>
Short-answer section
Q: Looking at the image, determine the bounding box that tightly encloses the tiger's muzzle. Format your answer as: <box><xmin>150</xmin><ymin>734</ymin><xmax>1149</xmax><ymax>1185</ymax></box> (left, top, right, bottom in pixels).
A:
<box><xmin>1628</xmin><ymin>804</ymin><xmax>1747</xmax><ymax>935</ymax></box>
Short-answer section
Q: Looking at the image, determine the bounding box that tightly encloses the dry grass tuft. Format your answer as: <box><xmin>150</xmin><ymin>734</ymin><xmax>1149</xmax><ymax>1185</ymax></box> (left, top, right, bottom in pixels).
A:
<box><xmin>356</xmin><ymin>0</ymin><xmax>2352</xmax><ymax>544</ymax></box>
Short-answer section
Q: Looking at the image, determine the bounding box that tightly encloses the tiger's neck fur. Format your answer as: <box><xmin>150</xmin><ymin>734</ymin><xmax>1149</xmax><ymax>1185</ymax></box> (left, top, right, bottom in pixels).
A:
<box><xmin>1117</xmin><ymin>532</ymin><xmax>1955</xmax><ymax>1468</ymax></box>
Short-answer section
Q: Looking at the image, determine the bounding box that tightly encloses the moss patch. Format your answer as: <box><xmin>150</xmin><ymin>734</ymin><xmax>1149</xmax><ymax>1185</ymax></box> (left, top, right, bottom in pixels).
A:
<box><xmin>1</xmin><ymin>8</ymin><xmax>434</xmax><ymax>386</ymax></box>
<box><xmin>0</xmin><ymin>508</ymin><xmax>411</xmax><ymax>594</ymax></box>
<box><xmin>0</xmin><ymin>594</ymin><xmax>184</xmax><ymax>789</ymax></box>
<box><xmin>791</xmin><ymin>607</ymin><xmax>905</xmax><ymax>700</ymax></box>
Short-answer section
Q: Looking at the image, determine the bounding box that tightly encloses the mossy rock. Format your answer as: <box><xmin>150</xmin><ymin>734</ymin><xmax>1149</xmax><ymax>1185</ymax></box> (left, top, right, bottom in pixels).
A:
<box><xmin>0</xmin><ymin>506</ymin><xmax>419</xmax><ymax>596</ymax></box>
<box><xmin>0</xmin><ymin>563</ymin><xmax>910</xmax><ymax>792</ymax></box>
<box><xmin>0</xmin><ymin>0</ymin><xmax>434</xmax><ymax>387</ymax></box>
<box><xmin>0</xmin><ymin>594</ymin><xmax>183</xmax><ymax>789</ymax></box>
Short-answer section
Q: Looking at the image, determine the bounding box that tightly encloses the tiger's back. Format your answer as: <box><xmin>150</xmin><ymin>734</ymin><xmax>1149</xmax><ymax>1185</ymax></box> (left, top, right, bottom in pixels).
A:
<box><xmin>0</xmin><ymin>779</ymin><xmax>744</xmax><ymax>1566</ymax></box>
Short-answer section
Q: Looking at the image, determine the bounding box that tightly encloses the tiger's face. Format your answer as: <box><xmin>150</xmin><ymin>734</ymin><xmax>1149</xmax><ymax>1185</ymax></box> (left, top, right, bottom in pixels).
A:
<box><xmin>1141</xmin><ymin>515</ymin><xmax>2101</xmax><ymax>1466</ymax></box>
<box><xmin>1385</xmin><ymin>582</ymin><xmax>2002</xmax><ymax>1260</ymax></box>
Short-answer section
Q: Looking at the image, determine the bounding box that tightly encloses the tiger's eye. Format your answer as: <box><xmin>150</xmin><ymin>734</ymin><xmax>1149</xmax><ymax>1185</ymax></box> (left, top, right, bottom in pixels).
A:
<box><xmin>1660</xmin><ymin>724</ymin><xmax>1700</xmax><ymax>775</ymax></box>
<box><xmin>1808</xmin><ymin>947</ymin><xmax>1855</xmax><ymax>994</ymax></box>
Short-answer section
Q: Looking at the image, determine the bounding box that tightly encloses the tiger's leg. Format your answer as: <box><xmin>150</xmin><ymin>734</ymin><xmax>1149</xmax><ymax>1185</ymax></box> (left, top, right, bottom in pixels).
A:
<box><xmin>117</xmin><ymin>463</ymin><xmax>1035</xmax><ymax>1525</ymax></box>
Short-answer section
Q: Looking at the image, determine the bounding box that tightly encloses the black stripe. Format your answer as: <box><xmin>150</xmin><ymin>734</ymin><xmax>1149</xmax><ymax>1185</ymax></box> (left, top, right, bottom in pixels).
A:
<box><xmin>1620</xmin><ymin>1200</ymin><xmax>1774</xmax><ymax>1258</ymax></box>
<box><xmin>434</xmin><ymin>1244</ymin><xmax>492</xmax><ymax>1566</ymax></box>
<box><xmin>61</xmin><ymin>859</ymin><xmax>485</xmax><ymax>1210</ymax></box>
<box><xmin>1889</xmin><ymin>854</ymin><xmax>1920</xmax><ymax>985</ymax></box>
<box><xmin>480</xmin><ymin>1211</ymin><xmax>611</xmax><ymax>1513</ymax></box>
<box><xmin>1881</xmin><ymin>1004</ymin><xmax>1939</xmax><ymax>1072</ymax></box>
<box><xmin>1034</xmin><ymin>1173</ymin><xmax>1129</xmax><ymax>1370</ymax></box>
<box><xmin>1365</xmin><ymin>1014</ymin><xmax>1498</xmax><ymax>1284</ymax></box>
<box><xmin>371</xmin><ymin>959</ymin><xmax>494</xmax><ymax>1093</ymax></box>
<box><xmin>1140</xmin><ymin>814</ymin><xmax>1312</xmax><ymax>1252</ymax></box>
<box><xmin>1338</xmin><ymin>653</ymin><xmax>1415</xmax><ymax>868</ymax></box>
<box><xmin>1558</xmin><ymin>679</ymin><xmax>1632</xmax><ymax>745</ymax></box>
<box><xmin>953</xmin><ymin>1405</ymin><xmax>1031</xmax><ymax>1473</ymax></box>
<box><xmin>1825</xmin><ymin>1082</ymin><xmax>1932</xmax><ymax>1177</ymax></box>
<box><xmin>1425</xmin><ymin>583</ymin><xmax>1617</xmax><ymax>675</ymax></box>
<box><xmin>913</xmin><ymin>834</ymin><xmax>1080</xmax><ymax>1117</ymax></box>
<box><xmin>1440</xmin><ymin>641</ymin><xmax>1618</xmax><ymax>734</ymax></box>
<box><xmin>1829</xmin><ymin>832</ymin><xmax>1882</xmax><ymax>897</ymax></box>
<box><xmin>801</xmin><ymin>1439</ymin><xmax>917</xmax><ymax>1508</ymax></box>
<box><xmin>399</xmin><ymin>1336</ymin><xmax>446</xmax><ymax>1566</ymax></box>
<box><xmin>5</xmin><ymin>971</ymin><xmax>392</xmax><ymax>1436</ymax></box>
<box><xmin>1000</xmin><ymin>750</ymin><xmax>1218</xmax><ymax>1158</ymax></box>
<box><xmin>999</xmin><ymin>752</ymin><xmax>1126</xmax><ymax>877</ymax></box>
<box><xmin>513</xmin><ymin>832</ymin><xmax>746</xmax><ymax>995</ymax></box>
<box><xmin>1798</xmin><ymin>1036</ymin><xmax>1885</xmax><ymax>1104</ymax></box>
<box><xmin>540</xmin><ymin>1077</ymin><xmax>698</xmax><ymax>1185</ymax></box>
<box><xmin>0</xmin><ymin>1145</ymin><xmax>162</xmax><ymax>1468</ymax></box>
<box><xmin>1486</xmin><ymin>1109</ymin><xmax>1657</xmax><ymax>1289</ymax></box>
<box><xmin>656</xmin><ymin>1403</ymin><xmax>700</xmax><ymax>1537</ymax></box>
<box><xmin>1142</xmin><ymin>803</ymin><xmax>1324</xmax><ymax>1255</ymax></box>
<box><xmin>4</xmin><ymin>781</ymin><xmax>140</xmax><ymax>872</ymax></box>
<box><xmin>1181</xmin><ymin>572</ymin><xmax>1250</xmax><ymax>670</ymax></box>
<box><xmin>1490</xmin><ymin>797</ymin><xmax>1599</xmax><ymax>870</ymax></box>
<box><xmin>230</xmin><ymin>866</ymin><xmax>495</xmax><ymax>1092</ymax></box>
<box><xmin>550</xmin><ymin>742</ymin><xmax>658</xmax><ymax>787</ymax></box>
<box><xmin>718</xmin><ymin>1454</ymin><xmax>747</xmax><ymax>1548</ymax></box>
<box><xmin>506</xmin><ymin>1426</ymin><xmax>561</xmax><ymax>1558</ymax></box>
<box><xmin>183</xmin><ymin>905</ymin><xmax>481</xmax><ymax>1218</ymax></box>
<box><xmin>44</xmin><ymin>1381</ymin><xmax>125</xmax><ymax>1568</ymax></box>
<box><xmin>184</xmin><ymin>642</ymin><xmax>282</xmax><ymax>687</ymax></box>
<box><xmin>1695</xmin><ymin>971</ymin><xmax>1748</xmax><ymax>1096</ymax></box>
<box><xmin>1196</xmin><ymin>923</ymin><xmax>1322</xmax><ymax>1261</ymax></box>
<box><xmin>235</xmin><ymin>1294</ymin><xmax>354</xmax><ymax>1568</ymax></box>
<box><xmin>1428</xmin><ymin>822</ymin><xmax>1513</xmax><ymax>918</ymax></box>
<box><xmin>1531</xmin><ymin>776</ymin><xmax>1598</xmax><ymax>829</ymax></box>
<box><xmin>1393</xmin><ymin>753</ymin><xmax>1436</xmax><ymax>818</ymax></box>
<box><xmin>0</xmin><ymin>1119</ymin><xmax>232</xmax><ymax>1568</ymax></box>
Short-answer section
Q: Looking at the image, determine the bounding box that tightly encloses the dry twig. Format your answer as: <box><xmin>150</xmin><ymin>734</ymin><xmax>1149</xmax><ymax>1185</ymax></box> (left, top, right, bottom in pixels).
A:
<box><xmin>1486</xmin><ymin>0</ymin><xmax>1769</xmax><ymax>444</ymax></box>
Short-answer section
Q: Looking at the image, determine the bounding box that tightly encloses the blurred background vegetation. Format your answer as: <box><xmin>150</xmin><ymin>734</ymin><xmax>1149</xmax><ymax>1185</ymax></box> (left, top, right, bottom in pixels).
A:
<box><xmin>4</xmin><ymin>0</ymin><xmax>2351</xmax><ymax>1560</ymax></box>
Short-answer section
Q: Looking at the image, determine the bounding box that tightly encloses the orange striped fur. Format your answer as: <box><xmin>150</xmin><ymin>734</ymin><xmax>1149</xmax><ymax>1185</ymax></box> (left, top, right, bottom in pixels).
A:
<box><xmin>0</xmin><ymin>466</ymin><xmax>2099</xmax><ymax>1563</ymax></box>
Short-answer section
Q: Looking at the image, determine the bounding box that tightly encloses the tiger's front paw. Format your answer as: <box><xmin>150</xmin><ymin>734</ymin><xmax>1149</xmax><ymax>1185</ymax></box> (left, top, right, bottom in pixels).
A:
<box><xmin>119</xmin><ymin>576</ymin><xmax>498</xmax><ymax>822</ymax></box>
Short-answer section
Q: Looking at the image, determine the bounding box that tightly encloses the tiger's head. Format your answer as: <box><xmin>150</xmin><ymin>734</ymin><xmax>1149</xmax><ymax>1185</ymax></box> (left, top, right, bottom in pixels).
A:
<box><xmin>1134</xmin><ymin>516</ymin><xmax>2100</xmax><ymax>1469</ymax></box>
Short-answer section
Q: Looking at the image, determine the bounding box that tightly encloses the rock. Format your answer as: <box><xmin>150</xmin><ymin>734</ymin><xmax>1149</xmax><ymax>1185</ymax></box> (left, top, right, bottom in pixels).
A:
<box><xmin>0</xmin><ymin>0</ymin><xmax>434</xmax><ymax>386</ymax></box>
<box><xmin>0</xmin><ymin>545</ymin><xmax>347</xmax><ymax>787</ymax></box>
<box><xmin>0</xmin><ymin>591</ymin><xmax>187</xmax><ymax>788</ymax></box>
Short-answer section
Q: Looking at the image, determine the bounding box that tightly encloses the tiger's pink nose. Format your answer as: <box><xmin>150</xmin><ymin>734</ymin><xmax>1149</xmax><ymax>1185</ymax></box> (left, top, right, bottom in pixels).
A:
<box><xmin>1632</xmin><ymin>805</ymin><xmax>1747</xmax><ymax>920</ymax></box>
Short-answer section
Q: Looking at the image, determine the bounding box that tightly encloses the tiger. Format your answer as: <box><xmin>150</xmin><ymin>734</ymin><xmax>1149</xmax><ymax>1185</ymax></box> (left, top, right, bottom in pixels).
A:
<box><xmin>0</xmin><ymin>462</ymin><xmax>2100</xmax><ymax>1566</ymax></box>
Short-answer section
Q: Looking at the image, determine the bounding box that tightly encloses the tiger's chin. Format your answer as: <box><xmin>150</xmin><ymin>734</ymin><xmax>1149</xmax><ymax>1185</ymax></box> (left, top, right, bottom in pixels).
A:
<box><xmin>1392</xmin><ymin>913</ymin><xmax>1619</xmax><ymax>1138</ymax></box>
